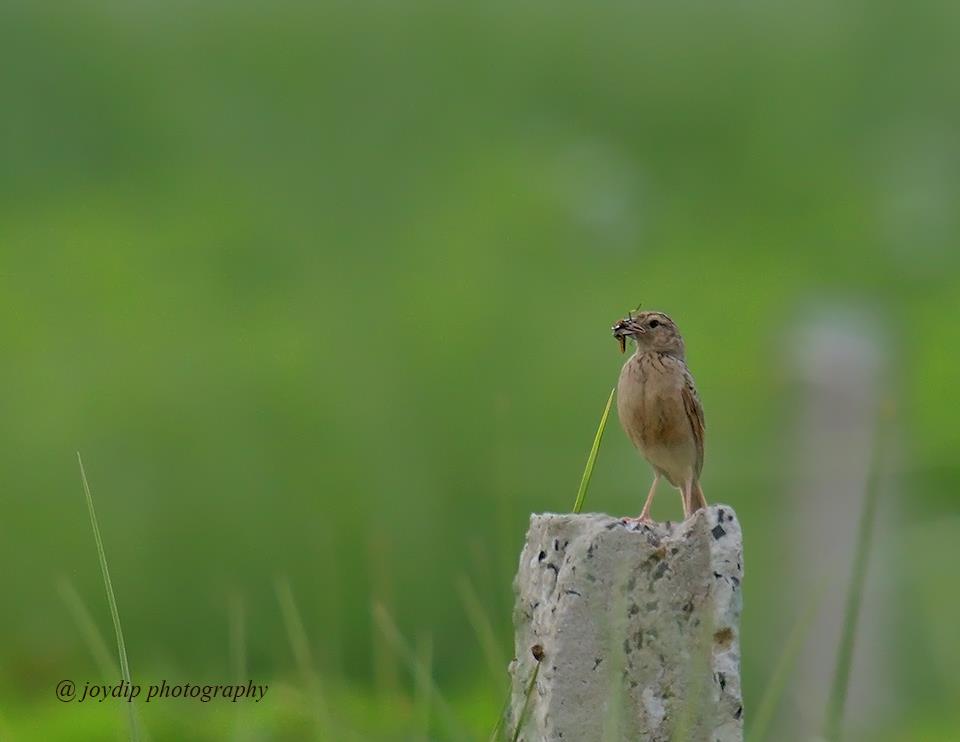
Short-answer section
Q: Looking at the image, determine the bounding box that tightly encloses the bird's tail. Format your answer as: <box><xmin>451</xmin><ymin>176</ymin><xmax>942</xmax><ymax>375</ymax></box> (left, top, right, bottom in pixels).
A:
<box><xmin>687</xmin><ymin>480</ymin><xmax>708</xmax><ymax>514</ymax></box>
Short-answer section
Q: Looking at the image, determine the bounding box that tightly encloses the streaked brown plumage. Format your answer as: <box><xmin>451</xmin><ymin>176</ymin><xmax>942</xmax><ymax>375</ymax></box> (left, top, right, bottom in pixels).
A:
<box><xmin>612</xmin><ymin>310</ymin><xmax>707</xmax><ymax>522</ymax></box>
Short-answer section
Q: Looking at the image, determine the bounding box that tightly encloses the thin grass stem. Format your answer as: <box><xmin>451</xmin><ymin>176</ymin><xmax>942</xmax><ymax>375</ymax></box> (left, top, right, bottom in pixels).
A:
<box><xmin>58</xmin><ymin>577</ymin><xmax>120</xmax><ymax>679</ymax></box>
<box><xmin>749</xmin><ymin>583</ymin><xmax>827</xmax><ymax>741</ymax></box>
<box><xmin>822</xmin><ymin>425</ymin><xmax>886</xmax><ymax>742</ymax></box>
<box><xmin>509</xmin><ymin>654</ymin><xmax>541</xmax><ymax>742</ymax></box>
<box><xmin>371</xmin><ymin>603</ymin><xmax>469</xmax><ymax>742</ymax></box>
<box><xmin>414</xmin><ymin>632</ymin><xmax>433</xmax><ymax>741</ymax></box>
<box><xmin>275</xmin><ymin>577</ymin><xmax>332</xmax><ymax>739</ymax></box>
<box><xmin>572</xmin><ymin>387</ymin><xmax>615</xmax><ymax>514</ymax></box>
<box><xmin>77</xmin><ymin>453</ymin><xmax>140</xmax><ymax>742</ymax></box>
<box><xmin>487</xmin><ymin>686</ymin><xmax>512</xmax><ymax>742</ymax></box>
<box><xmin>456</xmin><ymin>575</ymin><xmax>507</xmax><ymax>688</ymax></box>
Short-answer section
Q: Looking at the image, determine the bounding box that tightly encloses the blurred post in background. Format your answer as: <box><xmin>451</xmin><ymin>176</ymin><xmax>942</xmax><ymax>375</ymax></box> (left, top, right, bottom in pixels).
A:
<box><xmin>783</xmin><ymin>306</ymin><xmax>896</xmax><ymax>735</ymax></box>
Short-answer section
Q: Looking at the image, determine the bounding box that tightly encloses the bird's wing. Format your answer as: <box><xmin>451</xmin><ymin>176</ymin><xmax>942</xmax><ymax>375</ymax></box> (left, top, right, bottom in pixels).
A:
<box><xmin>678</xmin><ymin>364</ymin><xmax>705</xmax><ymax>478</ymax></box>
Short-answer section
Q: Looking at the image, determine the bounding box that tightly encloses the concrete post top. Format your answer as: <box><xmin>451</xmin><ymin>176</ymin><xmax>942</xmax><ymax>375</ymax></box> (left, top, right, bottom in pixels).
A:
<box><xmin>525</xmin><ymin>505</ymin><xmax>742</xmax><ymax>548</ymax></box>
<box><xmin>508</xmin><ymin>505</ymin><xmax>744</xmax><ymax>742</ymax></box>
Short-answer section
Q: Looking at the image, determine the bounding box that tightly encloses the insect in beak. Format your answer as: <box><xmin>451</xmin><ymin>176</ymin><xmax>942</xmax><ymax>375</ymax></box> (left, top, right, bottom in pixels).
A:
<box><xmin>612</xmin><ymin>309</ymin><xmax>645</xmax><ymax>353</ymax></box>
<box><xmin>612</xmin><ymin>318</ymin><xmax>634</xmax><ymax>353</ymax></box>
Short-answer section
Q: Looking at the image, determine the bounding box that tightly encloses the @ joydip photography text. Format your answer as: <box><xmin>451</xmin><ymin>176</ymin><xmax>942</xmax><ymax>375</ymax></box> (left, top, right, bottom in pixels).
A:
<box><xmin>59</xmin><ymin>679</ymin><xmax>268</xmax><ymax>703</ymax></box>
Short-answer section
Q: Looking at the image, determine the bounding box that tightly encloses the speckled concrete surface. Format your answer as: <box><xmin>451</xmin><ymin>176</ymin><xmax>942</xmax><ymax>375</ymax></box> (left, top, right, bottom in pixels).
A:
<box><xmin>507</xmin><ymin>506</ymin><xmax>743</xmax><ymax>742</ymax></box>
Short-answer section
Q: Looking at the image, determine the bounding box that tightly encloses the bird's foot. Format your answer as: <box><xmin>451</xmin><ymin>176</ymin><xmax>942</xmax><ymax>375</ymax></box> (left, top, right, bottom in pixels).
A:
<box><xmin>621</xmin><ymin>514</ymin><xmax>654</xmax><ymax>526</ymax></box>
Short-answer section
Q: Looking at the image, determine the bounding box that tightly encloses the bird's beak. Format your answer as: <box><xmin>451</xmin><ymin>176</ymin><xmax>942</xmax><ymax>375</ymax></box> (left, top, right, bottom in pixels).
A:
<box><xmin>611</xmin><ymin>317</ymin><xmax>644</xmax><ymax>353</ymax></box>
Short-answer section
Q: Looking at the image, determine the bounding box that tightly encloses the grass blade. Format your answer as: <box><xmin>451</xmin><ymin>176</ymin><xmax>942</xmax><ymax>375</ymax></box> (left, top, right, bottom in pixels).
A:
<box><xmin>487</xmin><ymin>687</ymin><xmax>512</xmax><ymax>742</ymax></box>
<box><xmin>456</xmin><ymin>575</ymin><xmax>507</xmax><ymax>689</ymax></box>
<box><xmin>509</xmin><ymin>649</ymin><xmax>543</xmax><ymax>742</ymax></box>
<box><xmin>275</xmin><ymin>577</ymin><xmax>332</xmax><ymax>739</ymax></box>
<box><xmin>57</xmin><ymin>577</ymin><xmax>120</xmax><ymax>679</ymax></box>
<box><xmin>372</xmin><ymin>603</ymin><xmax>469</xmax><ymax>742</ymax></box>
<box><xmin>749</xmin><ymin>583</ymin><xmax>827</xmax><ymax>741</ymax></box>
<box><xmin>77</xmin><ymin>453</ymin><xmax>141</xmax><ymax>742</ymax></box>
<box><xmin>414</xmin><ymin>633</ymin><xmax>433</xmax><ymax>741</ymax></box>
<box><xmin>822</xmin><ymin>425</ymin><xmax>886</xmax><ymax>741</ymax></box>
<box><xmin>572</xmin><ymin>387</ymin><xmax>615</xmax><ymax>514</ymax></box>
<box><xmin>228</xmin><ymin>591</ymin><xmax>252</xmax><ymax>742</ymax></box>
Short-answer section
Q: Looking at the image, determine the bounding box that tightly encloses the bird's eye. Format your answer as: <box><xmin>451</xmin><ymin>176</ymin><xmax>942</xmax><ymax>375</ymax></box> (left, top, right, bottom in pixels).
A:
<box><xmin>648</xmin><ymin>319</ymin><xmax>660</xmax><ymax>328</ymax></box>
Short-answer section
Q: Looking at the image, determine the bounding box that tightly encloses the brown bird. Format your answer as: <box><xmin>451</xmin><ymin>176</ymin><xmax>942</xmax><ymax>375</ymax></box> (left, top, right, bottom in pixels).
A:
<box><xmin>612</xmin><ymin>310</ymin><xmax>707</xmax><ymax>522</ymax></box>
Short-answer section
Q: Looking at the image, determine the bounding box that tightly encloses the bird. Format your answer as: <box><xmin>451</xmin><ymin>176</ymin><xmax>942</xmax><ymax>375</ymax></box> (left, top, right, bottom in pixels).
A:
<box><xmin>611</xmin><ymin>310</ymin><xmax>707</xmax><ymax>522</ymax></box>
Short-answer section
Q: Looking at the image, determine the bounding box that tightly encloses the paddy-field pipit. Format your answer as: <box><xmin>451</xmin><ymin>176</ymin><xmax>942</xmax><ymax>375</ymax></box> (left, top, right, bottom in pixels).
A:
<box><xmin>612</xmin><ymin>310</ymin><xmax>707</xmax><ymax>523</ymax></box>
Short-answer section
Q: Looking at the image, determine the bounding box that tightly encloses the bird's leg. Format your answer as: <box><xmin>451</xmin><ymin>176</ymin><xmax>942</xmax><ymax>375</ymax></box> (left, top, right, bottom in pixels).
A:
<box><xmin>681</xmin><ymin>479</ymin><xmax>707</xmax><ymax>519</ymax></box>
<box><xmin>624</xmin><ymin>474</ymin><xmax>660</xmax><ymax>524</ymax></box>
<box><xmin>689</xmin><ymin>479</ymin><xmax>708</xmax><ymax>513</ymax></box>
<box><xmin>681</xmin><ymin>480</ymin><xmax>692</xmax><ymax>520</ymax></box>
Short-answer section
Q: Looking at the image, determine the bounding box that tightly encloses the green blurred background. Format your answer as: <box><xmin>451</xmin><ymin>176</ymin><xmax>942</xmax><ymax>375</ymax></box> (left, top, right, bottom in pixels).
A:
<box><xmin>1</xmin><ymin>1</ymin><xmax>958</xmax><ymax>739</ymax></box>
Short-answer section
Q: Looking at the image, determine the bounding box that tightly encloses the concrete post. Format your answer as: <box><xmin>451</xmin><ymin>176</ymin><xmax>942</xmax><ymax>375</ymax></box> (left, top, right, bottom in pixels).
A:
<box><xmin>506</xmin><ymin>506</ymin><xmax>744</xmax><ymax>741</ymax></box>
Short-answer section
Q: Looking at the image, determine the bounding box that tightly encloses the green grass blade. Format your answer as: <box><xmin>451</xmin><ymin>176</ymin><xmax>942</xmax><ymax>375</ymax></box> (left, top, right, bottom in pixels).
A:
<box><xmin>749</xmin><ymin>583</ymin><xmax>827</xmax><ymax>741</ymax></box>
<box><xmin>822</xmin><ymin>425</ymin><xmax>886</xmax><ymax>741</ymax></box>
<box><xmin>275</xmin><ymin>577</ymin><xmax>332</xmax><ymax>739</ymax></box>
<box><xmin>228</xmin><ymin>591</ymin><xmax>250</xmax><ymax>742</ymax></box>
<box><xmin>371</xmin><ymin>603</ymin><xmax>469</xmax><ymax>742</ymax></box>
<box><xmin>77</xmin><ymin>453</ymin><xmax>141</xmax><ymax>742</ymax></box>
<box><xmin>456</xmin><ymin>575</ymin><xmax>507</xmax><ymax>689</ymax></box>
<box><xmin>58</xmin><ymin>577</ymin><xmax>121</xmax><ymax>679</ymax></box>
<box><xmin>488</xmin><ymin>686</ymin><xmax>512</xmax><ymax>742</ymax></box>
<box><xmin>414</xmin><ymin>633</ymin><xmax>433</xmax><ymax>741</ymax></box>
<box><xmin>509</xmin><ymin>655</ymin><xmax>541</xmax><ymax>742</ymax></box>
<box><xmin>572</xmin><ymin>387</ymin><xmax>615</xmax><ymax>514</ymax></box>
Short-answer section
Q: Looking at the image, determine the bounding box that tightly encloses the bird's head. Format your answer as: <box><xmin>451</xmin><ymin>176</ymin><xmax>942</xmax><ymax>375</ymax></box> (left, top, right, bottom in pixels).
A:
<box><xmin>612</xmin><ymin>310</ymin><xmax>685</xmax><ymax>358</ymax></box>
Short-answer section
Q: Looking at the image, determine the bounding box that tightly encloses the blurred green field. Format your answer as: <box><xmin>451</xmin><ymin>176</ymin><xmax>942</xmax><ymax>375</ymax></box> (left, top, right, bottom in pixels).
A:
<box><xmin>1</xmin><ymin>1</ymin><xmax>959</xmax><ymax>739</ymax></box>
